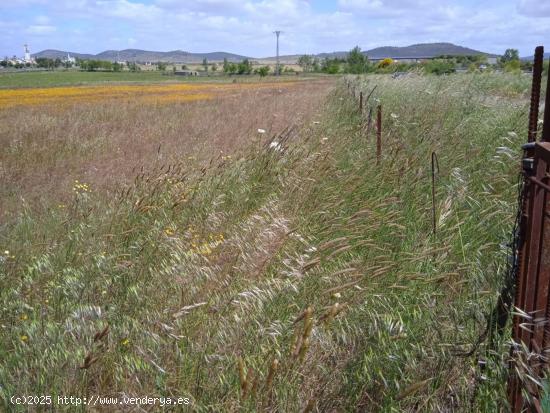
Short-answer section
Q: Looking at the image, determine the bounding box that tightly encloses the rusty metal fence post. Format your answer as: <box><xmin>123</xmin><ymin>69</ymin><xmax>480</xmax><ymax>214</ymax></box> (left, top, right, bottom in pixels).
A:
<box><xmin>508</xmin><ymin>45</ymin><xmax>550</xmax><ymax>412</ymax></box>
<box><xmin>376</xmin><ymin>105</ymin><xmax>382</xmax><ymax>165</ymax></box>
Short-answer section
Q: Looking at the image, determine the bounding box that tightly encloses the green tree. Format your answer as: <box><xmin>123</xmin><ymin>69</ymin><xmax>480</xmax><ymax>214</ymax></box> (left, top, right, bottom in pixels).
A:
<box><xmin>347</xmin><ymin>46</ymin><xmax>368</xmax><ymax>74</ymax></box>
<box><xmin>202</xmin><ymin>58</ymin><xmax>208</xmax><ymax>72</ymax></box>
<box><xmin>504</xmin><ymin>60</ymin><xmax>521</xmax><ymax>73</ymax></box>
<box><xmin>312</xmin><ymin>58</ymin><xmax>320</xmax><ymax>72</ymax></box>
<box><xmin>127</xmin><ymin>62</ymin><xmax>140</xmax><ymax>72</ymax></box>
<box><xmin>113</xmin><ymin>62</ymin><xmax>122</xmax><ymax>72</ymax></box>
<box><xmin>211</xmin><ymin>63</ymin><xmax>218</xmax><ymax>72</ymax></box>
<box><xmin>502</xmin><ymin>48</ymin><xmax>519</xmax><ymax>63</ymax></box>
<box><xmin>321</xmin><ymin>58</ymin><xmax>341</xmax><ymax>74</ymax></box>
<box><xmin>82</xmin><ymin>60</ymin><xmax>102</xmax><ymax>71</ymax></box>
<box><xmin>102</xmin><ymin>60</ymin><xmax>113</xmax><ymax>71</ymax></box>
<box><xmin>157</xmin><ymin>61</ymin><xmax>167</xmax><ymax>71</ymax></box>
<box><xmin>36</xmin><ymin>57</ymin><xmax>56</xmax><ymax>70</ymax></box>
<box><xmin>237</xmin><ymin>59</ymin><xmax>252</xmax><ymax>75</ymax></box>
<box><xmin>255</xmin><ymin>66</ymin><xmax>270</xmax><ymax>77</ymax></box>
<box><xmin>298</xmin><ymin>55</ymin><xmax>313</xmax><ymax>72</ymax></box>
<box><xmin>223</xmin><ymin>61</ymin><xmax>237</xmax><ymax>74</ymax></box>
<box><xmin>423</xmin><ymin>59</ymin><xmax>455</xmax><ymax>75</ymax></box>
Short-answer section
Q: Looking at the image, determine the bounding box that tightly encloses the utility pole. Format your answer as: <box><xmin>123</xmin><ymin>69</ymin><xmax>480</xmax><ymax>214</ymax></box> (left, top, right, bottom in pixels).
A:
<box><xmin>274</xmin><ymin>31</ymin><xmax>282</xmax><ymax>75</ymax></box>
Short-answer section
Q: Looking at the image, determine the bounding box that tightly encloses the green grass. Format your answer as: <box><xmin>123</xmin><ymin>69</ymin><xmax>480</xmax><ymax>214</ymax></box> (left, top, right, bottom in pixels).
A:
<box><xmin>0</xmin><ymin>72</ymin><xmax>531</xmax><ymax>411</ymax></box>
<box><xmin>0</xmin><ymin>70</ymin><xmax>182</xmax><ymax>88</ymax></box>
<box><xmin>0</xmin><ymin>70</ymin><xmax>313</xmax><ymax>88</ymax></box>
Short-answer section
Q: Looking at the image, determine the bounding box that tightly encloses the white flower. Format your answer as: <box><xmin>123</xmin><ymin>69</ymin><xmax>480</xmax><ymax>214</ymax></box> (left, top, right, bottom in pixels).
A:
<box><xmin>257</xmin><ymin>129</ymin><xmax>266</xmax><ymax>134</ymax></box>
<box><xmin>269</xmin><ymin>141</ymin><xmax>282</xmax><ymax>151</ymax></box>
<box><xmin>390</xmin><ymin>113</ymin><xmax>399</xmax><ymax>119</ymax></box>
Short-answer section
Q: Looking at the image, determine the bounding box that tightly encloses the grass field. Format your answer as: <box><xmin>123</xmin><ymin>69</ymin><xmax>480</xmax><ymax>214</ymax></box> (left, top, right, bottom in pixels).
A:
<box><xmin>0</xmin><ymin>78</ymin><xmax>330</xmax><ymax>216</ymax></box>
<box><xmin>0</xmin><ymin>72</ymin><xmax>532</xmax><ymax>411</ymax></box>
<box><xmin>0</xmin><ymin>70</ymin><xmax>178</xmax><ymax>88</ymax></box>
<box><xmin>0</xmin><ymin>70</ymin><xmax>308</xmax><ymax>89</ymax></box>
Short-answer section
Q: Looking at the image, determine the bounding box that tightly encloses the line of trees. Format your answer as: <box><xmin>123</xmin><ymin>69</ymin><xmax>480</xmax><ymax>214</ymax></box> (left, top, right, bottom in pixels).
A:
<box><xmin>222</xmin><ymin>58</ymin><xmax>254</xmax><ymax>75</ymax></box>
<box><xmin>78</xmin><ymin>59</ymin><xmax>125</xmax><ymax>72</ymax></box>
<box><xmin>0</xmin><ymin>59</ymin><xmax>32</xmax><ymax>69</ymax></box>
<box><xmin>1</xmin><ymin>47</ymin><xmax>533</xmax><ymax>77</ymax></box>
<box><xmin>297</xmin><ymin>46</ymin><xmax>389</xmax><ymax>75</ymax></box>
<box><xmin>294</xmin><ymin>46</ymin><xmax>532</xmax><ymax>76</ymax></box>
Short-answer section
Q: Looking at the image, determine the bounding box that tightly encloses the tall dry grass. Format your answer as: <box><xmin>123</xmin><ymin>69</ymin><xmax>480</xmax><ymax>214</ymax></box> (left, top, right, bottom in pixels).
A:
<box><xmin>0</xmin><ymin>72</ymin><xmax>531</xmax><ymax>411</ymax></box>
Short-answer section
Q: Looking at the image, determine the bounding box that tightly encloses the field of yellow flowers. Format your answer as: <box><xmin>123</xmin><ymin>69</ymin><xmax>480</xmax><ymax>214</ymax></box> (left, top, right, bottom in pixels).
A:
<box><xmin>0</xmin><ymin>81</ymin><xmax>299</xmax><ymax>109</ymax></box>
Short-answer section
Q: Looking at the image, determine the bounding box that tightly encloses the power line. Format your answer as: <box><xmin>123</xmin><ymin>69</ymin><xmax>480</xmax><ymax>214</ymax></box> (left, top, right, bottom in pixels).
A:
<box><xmin>274</xmin><ymin>31</ymin><xmax>282</xmax><ymax>76</ymax></box>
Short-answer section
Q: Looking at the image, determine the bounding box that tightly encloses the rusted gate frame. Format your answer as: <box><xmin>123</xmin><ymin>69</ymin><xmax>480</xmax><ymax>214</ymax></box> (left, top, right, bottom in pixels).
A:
<box><xmin>509</xmin><ymin>45</ymin><xmax>550</xmax><ymax>412</ymax></box>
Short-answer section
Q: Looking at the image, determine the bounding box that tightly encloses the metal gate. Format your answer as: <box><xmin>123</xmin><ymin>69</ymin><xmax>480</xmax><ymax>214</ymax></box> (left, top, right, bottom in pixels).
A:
<box><xmin>508</xmin><ymin>46</ymin><xmax>550</xmax><ymax>412</ymax></box>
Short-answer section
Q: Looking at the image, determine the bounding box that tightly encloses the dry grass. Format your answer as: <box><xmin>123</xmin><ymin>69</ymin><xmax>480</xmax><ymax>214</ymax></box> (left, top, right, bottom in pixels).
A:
<box><xmin>0</xmin><ymin>79</ymin><xmax>332</xmax><ymax>216</ymax></box>
<box><xmin>0</xmin><ymin>72</ymin><xmax>529</xmax><ymax>412</ymax></box>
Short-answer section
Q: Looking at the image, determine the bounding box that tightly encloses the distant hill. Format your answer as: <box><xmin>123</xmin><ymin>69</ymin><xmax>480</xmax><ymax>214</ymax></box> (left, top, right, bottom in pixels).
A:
<box><xmin>34</xmin><ymin>43</ymin><xmax>497</xmax><ymax>64</ymax></box>
<box><xmin>261</xmin><ymin>43</ymin><xmax>497</xmax><ymax>63</ymax></box>
<box><xmin>33</xmin><ymin>49</ymin><xmax>95</xmax><ymax>60</ymax></box>
<box><xmin>520</xmin><ymin>52</ymin><xmax>550</xmax><ymax>61</ymax></box>
<box><xmin>365</xmin><ymin>42</ymin><xmax>495</xmax><ymax>59</ymax></box>
<box><xmin>33</xmin><ymin>49</ymin><xmax>250</xmax><ymax>63</ymax></box>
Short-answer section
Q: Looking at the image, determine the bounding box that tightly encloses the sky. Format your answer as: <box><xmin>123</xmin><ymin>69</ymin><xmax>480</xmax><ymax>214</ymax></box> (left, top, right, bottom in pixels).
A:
<box><xmin>1</xmin><ymin>0</ymin><xmax>550</xmax><ymax>58</ymax></box>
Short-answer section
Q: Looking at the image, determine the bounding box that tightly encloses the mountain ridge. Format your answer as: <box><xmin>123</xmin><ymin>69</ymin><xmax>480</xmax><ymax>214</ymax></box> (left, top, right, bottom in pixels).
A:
<box><xmin>33</xmin><ymin>48</ymin><xmax>251</xmax><ymax>63</ymax></box>
<box><xmin>34</xmin><ymin>42</ymin><xmax>499</xmax><ymax>63</ymax></box>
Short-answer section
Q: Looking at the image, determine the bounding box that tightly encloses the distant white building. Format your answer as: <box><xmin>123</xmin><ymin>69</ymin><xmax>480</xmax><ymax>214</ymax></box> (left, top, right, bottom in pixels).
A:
<box><xmin>22</xmin><ymin>44</ymin><xmax>35</xmax><ymax>64</ymax></box>
<box><xmin>24</xmin><ymin>45</ymin><xmax>31</xmax><ymax>61</ymax></box>
<box><xmin>63</xmin><ymin>53</ymin><xmax>76</xmax><ymax>64</ymax></box>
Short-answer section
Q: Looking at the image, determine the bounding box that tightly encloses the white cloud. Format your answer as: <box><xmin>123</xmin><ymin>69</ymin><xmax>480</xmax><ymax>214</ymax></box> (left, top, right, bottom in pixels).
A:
<box><xmin>1</xmin><ymin>0</ymin><xmax>550</xmax><ymax>58</ymax></box>
<box><xmin>155</xmin><ymin>0</ymin><xmax>245</xmax><ymax>14</ymax></box>
<box><xmin>0</xmin><ymin>0</ymin><xmax>48</xmax><ymax>8</ymax></box>
<box><xmin>35</xmin><ymin>15</ymin><xmax>50</xmax><ymax>24</ymax></box>
<box><xmin>26</xmin><ymin>25</ymin><xmax>56</xmax><ymax>35</ymax></box>
<box><xmin>517</xmin><ymin>0</ymin><xmax>550</xmax><ymax>17</ymax></box>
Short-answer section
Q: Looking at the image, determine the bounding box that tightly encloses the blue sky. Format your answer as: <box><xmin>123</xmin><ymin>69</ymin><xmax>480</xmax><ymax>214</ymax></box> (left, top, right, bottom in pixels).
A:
<box><xmin>1</xmin><ymin>0</ymin><xmax>549</xmax><ymax>58</ymax></box>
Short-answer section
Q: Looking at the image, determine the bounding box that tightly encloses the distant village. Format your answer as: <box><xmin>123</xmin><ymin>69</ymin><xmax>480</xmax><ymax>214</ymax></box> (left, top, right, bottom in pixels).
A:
<box><xmin>2</xmin><ymin>45</ymin><xmax>77</xmax><ymax>68</ymax></box>
<box><xmin>1</xmin><ymin>43</ymin><xmax>530</xmax><ymax>77</ymax></box>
